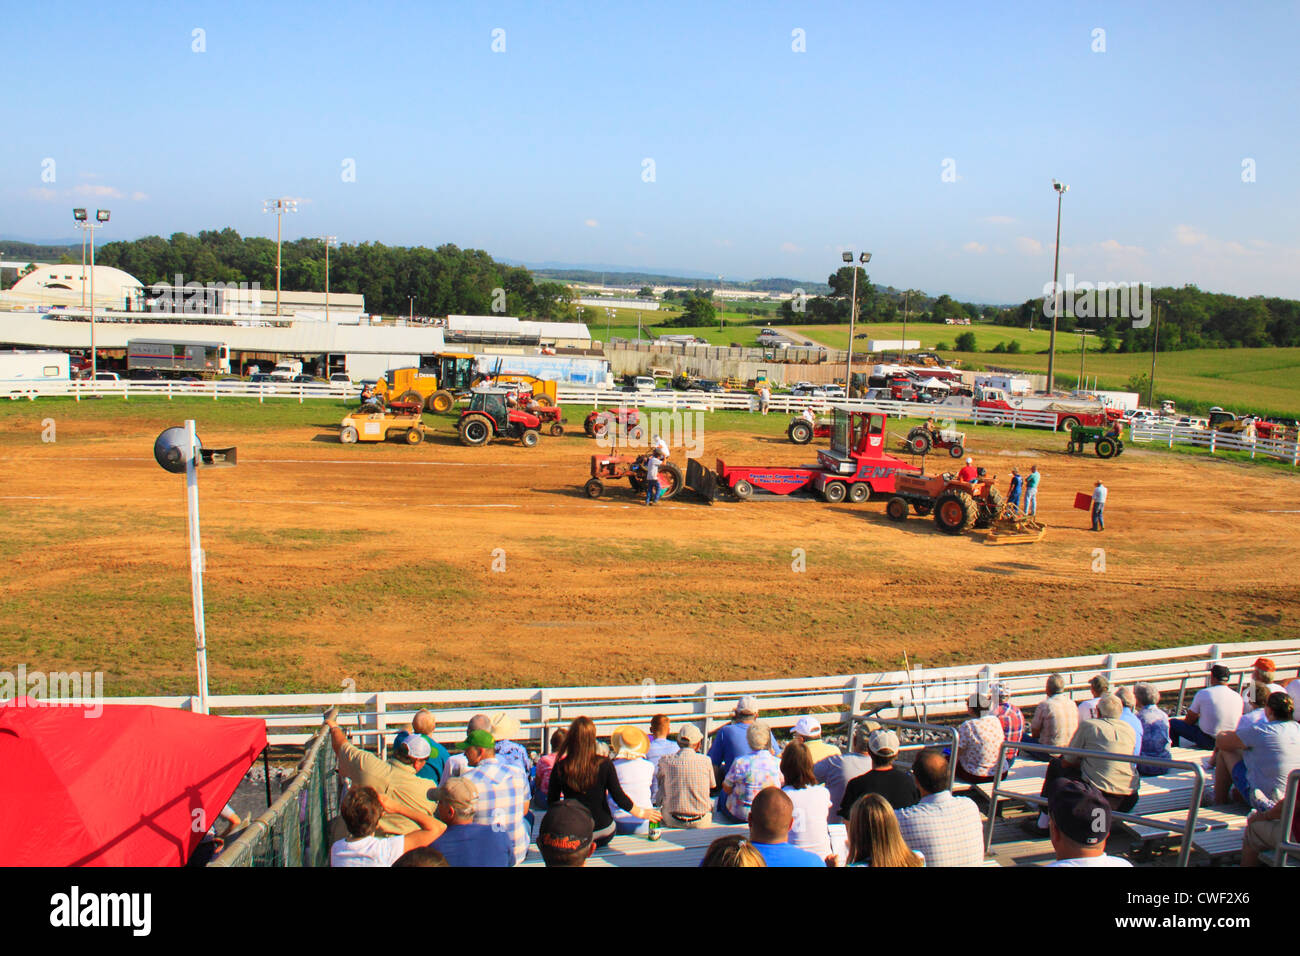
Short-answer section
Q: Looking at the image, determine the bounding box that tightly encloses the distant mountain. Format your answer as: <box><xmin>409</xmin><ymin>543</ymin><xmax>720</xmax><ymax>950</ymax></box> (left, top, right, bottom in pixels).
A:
<box><xmin>519</xmin><ymin>264</ymin><xmax>830</xmax><ymax>295</ymax></box>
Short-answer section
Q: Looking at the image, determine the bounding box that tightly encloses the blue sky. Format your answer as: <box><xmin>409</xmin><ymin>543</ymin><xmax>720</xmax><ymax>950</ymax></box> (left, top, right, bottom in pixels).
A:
<box><xmin>6</xmin><ymin>0</ymin><xmax>1298</xmax><ymax>301</ymax></box>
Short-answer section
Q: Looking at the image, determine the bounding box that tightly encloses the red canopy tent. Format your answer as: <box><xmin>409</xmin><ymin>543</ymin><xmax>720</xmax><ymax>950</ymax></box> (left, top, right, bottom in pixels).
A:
<box><xmin>0</xmin><ymin>698</ymin><xmax>266</xmax><ymax>866</ymax></box>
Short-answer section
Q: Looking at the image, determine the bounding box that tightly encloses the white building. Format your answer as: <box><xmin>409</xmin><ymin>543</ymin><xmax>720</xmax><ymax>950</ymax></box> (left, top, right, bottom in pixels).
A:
<box><xmin>2</xmin><ymin>264</ymin><xmax>144</xmax><ymax>311</ymax></box>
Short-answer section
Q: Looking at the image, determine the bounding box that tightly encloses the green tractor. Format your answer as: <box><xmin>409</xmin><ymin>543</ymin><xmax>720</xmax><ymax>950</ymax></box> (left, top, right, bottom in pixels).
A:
<box><xmin>1066</xmin><ymin>424</ymin><xmax>1124</xmax><ymax>459</ymax></box>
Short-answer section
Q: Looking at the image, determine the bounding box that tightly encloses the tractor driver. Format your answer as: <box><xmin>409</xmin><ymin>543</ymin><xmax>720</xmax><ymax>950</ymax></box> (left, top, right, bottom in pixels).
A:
<box><xmin>957</xmin><ymin>457</ymin><xmax>979</xmax><ymax>483</ymax></box>
<box><xmin>799</xmin><ymin>407</ymin><xmax>816</xmax><ymax>425</ymax></box>
<box><xmin>652</xmin><ymin>434</ymin><xmax>670</xmax><ymax>460</ymax></box>
<box><xmin>359</xmin><ymin>384</ymin><xmax>381</xmax><ymax>411</ymax></box>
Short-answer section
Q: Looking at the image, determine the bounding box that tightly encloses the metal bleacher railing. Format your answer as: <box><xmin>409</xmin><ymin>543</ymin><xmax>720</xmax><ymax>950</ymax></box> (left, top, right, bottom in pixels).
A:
<box><xmin>981</xmin><ymin>740</ymin><xmax>1207</xmax><ymax>867</ymax></box>
<box><xmin>211</xmin><ymin>709</ymin><xmax>340</xmax><ymax>868</ymax></box>
<box><xmin>1271</xmin><ymin>769</ymin><xmax>1300</xmax><ymax>867</ymax></box>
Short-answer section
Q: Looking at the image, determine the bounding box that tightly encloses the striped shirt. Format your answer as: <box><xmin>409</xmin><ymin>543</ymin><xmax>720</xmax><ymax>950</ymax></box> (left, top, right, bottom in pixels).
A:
<box><xmin>654</xmin><ymin>747</ymin><xmax>715</xmax><ymax>821</ymax></box>
<box><xmin>461</xmin><ymin>757</ymin><xmax>530</xmax><ymax>863</ymax></box>
<box><xmin>1030</xmin><ymin>693</ymin><xmax>1079</xmax><ymax>748</ymax></box>
<box><xmin>895</xmin><ymin>791</ymin><xmax>985</xmax><ymax>867</ymax></box>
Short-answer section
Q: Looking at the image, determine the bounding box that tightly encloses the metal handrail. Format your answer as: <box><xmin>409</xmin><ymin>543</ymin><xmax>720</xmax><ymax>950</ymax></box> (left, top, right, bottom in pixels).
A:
<box><xmin>1272</xmin><ymin>769</ymin><xmax>1300</xmax><ymax>868</ymax></box>
<box><xmin>850</xmin><ymin>716</ymin><xmax>961</xmax><ymax>792</ymax></box>
<box><xmin>981</xmin><ymin>739</ymin><xmax>1206</xmax><ymax>867</ymax></box>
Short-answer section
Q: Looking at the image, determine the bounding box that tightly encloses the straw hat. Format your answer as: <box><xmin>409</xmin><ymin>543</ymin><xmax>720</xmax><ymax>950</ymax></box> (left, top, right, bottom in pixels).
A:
<box><xmin>489</xmin><ymin>712</ymin><xmax>522</xmax><ymax>741</ymax></box>
<box><xmin>611</xmin><ymin>725</ymin><xmax>650</xmax><ymax>759</ymax></box>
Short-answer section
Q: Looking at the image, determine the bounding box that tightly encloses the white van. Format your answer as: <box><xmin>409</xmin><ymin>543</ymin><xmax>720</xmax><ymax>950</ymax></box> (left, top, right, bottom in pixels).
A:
<box><xmin>634</xmin><ymin>376</ymin><xmax>656</xmax><ymax>392</ymax></box>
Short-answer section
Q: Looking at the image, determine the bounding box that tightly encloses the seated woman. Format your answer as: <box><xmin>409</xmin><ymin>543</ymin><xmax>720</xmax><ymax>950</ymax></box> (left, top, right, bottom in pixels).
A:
<box><xmin>1133</xmin><ymin>682</ymin><xmax>1172</xmax><ymax>776</ymax></box>
<box><xmin>1213</xmin><ymin>693</ymin><xmax>1300</xmax><ymax>809</ymax></box>
<box><xmin>844</xmin><ymin>793</ymin><xmax>924</xmax><ymax>867</ymax></box>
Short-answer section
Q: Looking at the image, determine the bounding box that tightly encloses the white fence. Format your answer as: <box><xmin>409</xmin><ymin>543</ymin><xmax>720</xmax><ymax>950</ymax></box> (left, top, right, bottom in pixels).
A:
<box><xmin>22</xmin><ymin>640</ymin><xmax>1297</xmax><ymax>752</ymax></box>
<box><xmin>1131</xmin><ymin>423</ymin><xmax>1300</xmax><ymax>466</ymax></box>
<box><xmin>561</xmin><ymin>386</ymin><xmax>1062</xmax><ymax>429</ymax></box>
<box><xmin>5</xmin><ymin>379</ymin><xmax>353</xmax><ymax>403</ymax></box>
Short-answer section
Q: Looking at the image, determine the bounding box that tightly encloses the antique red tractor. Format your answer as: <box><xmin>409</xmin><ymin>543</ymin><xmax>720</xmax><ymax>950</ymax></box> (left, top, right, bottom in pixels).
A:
<box><xmin>583</xmin><ymin>454</ymin><xmax>684</xmax><ymax>500</ymax></box>
<box><xmin>584</xmin><ymin>407</ymin><xmax>646</xmax><ymax>442</ymax></box>
<box><xmin>458</xmin><ymin>388</ymin><xmax>545</xmax><ymax>447</ymax></box>
<box><xmin>786</xmin><ymin>414</ymin><xmax>832</xmax><ymax>445</ymax></box>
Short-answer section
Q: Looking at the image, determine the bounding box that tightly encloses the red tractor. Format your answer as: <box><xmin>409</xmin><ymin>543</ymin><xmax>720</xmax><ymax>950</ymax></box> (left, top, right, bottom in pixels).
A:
<box><xmin>583</xmin><ymin>454</ymin><xmax>684</xmax><ymax>500</ymax></box>
<box><xmin>883</xmin><ymin>470</ymin><xmax>1006</xmax><ymax>534</ymax></box>
<box><xmin>458</xmin><ymin>388</ymin><xmax>545</xmax><ymax>447</ymax></box>
<box><xmin>584</xmin><ymin>407</ymin><xmax>645</xmax><ymax>442</ymax></box>
<box><xmin>786</xmin><ymin>414</ymin><xmax>832</xmax><ymax>445</ymax></box>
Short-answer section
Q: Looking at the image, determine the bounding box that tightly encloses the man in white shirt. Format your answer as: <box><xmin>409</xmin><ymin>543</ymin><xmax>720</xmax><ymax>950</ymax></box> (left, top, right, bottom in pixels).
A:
<box><xmin>330</xmin><ymin>786</ymin><xmax>443</xmax><ymax>867</ymax></box>
<box><xmin>1242</xmin><ymin>657</ymin><xmax>1286</xmax><ymax>714</ymax></box>
<box><xmin>759</xmin><ymin>385</ymin><xmax>771</xmax><ymax>415</ymax></box>
<box><xmin>1170</xmin><ymin>665</ymin><xmax>1242</xmax><ymax>750</ymax></box>
<box><xmin>443</xmin><ymin>713</ymin><xmax>490</xmax><ymax>779</ymax></box>
<box><xmin>643</xmin><ymin>452</ymin><xmax>663</xmax><ymax>506</ymax></box>
<box><xmin>1091</xmin><ymin>480</ymin><xmax>1107</xmax><ymax>531</ymax></box>
<box><xmin>1078</xmin><ymin>675</ymin><xmax>1108</xmax><ymax>724</ymax></box>
<box><xmin>1044</xmin><ymin>780</ymin><xmax>1132</xmax><ymax>868</ymax></box>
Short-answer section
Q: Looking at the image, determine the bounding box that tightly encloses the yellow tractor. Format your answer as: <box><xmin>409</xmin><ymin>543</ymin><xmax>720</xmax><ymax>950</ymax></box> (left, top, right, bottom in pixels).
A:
<box><xmin>374</xmin><ymin>353</ymin><xmax>478</xmax><ymax>413</ymax></box>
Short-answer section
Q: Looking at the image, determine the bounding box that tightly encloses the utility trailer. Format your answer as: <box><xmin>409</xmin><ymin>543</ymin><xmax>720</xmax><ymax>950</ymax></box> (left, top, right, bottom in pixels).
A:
<box><xmin>127</xmin><ymin>339</ymin><xmax>230</xmax><ymax>377</ymax></box>
<box><xmin>685</xmin><ymin>408</ymin><xmax>917</xmax><ymax>504</ymax></box>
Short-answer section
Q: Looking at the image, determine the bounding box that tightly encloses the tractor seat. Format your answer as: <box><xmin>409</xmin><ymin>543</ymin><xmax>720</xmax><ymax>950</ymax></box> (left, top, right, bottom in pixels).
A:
<box><xmin>388</xmin><ymin>401</ymin><xmax>422</xmax><ymax>415</ymax></box>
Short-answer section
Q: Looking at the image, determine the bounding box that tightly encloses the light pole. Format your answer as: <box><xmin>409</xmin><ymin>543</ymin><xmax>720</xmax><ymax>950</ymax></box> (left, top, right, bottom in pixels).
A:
<box><xmin>1045</xmin><ymin>179</ymin><xmax>1068</xmax><ymax>394</ymax></box>
<box><xmin>73</xmin><ymin>208</ymin><xmax>109</xmax><ymax>379</ymax></box>
<box><xmin>902</xmin><ymin>290</ymin><xmax>911</xmax><ymax>364</ymax></box>
<box><xmin>1078</xmin><ymin>320</ymin><xmax>1088</xmax><ymax>390</ymax></box>
<box><xmin>263</xmin><ymin>197</ymin><xmax>298</xmax><ymax>316</ymax></box>
<box><xmin>1147</xmin><ymin>299</ymin><xmax>1169</xmax><ymax>409</ymax></box>
<box><xmin>842</xmin><ymin>251</ymin><xmax>871</xmax><ymax>393</ymax></box>
<box><xmin>153</xmin><ymin>422</ymin><xmax>237</xmax><ymax>714</ymax></box>
<box><xmin>408</xmin><ymin>296</ymin><xmax>415</xmax><ymax>323</ymax></box>
<box><xmin>320</xmin><ymin>235</ymin><xmax>337</xmax><ymax>322</ymax></box>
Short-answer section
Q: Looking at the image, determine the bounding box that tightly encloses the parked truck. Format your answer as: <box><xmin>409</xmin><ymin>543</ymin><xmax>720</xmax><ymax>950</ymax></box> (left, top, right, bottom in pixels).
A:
<box><xmin>974</xmin><ymin>384</ymin><xmax>1119</xmax><ymax>431</ymax></box>
<box><xmin>127</xmin><ymin>340</ymin><xmax>230</xmax><ymax>377</ymax></box>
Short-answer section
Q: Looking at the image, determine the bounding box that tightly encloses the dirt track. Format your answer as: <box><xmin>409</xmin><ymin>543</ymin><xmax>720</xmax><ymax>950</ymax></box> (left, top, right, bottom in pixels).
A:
<box><xmin>3</xmin><ymin>408</ymin><xmax>1299</xmax><ymax>696</ymax></box>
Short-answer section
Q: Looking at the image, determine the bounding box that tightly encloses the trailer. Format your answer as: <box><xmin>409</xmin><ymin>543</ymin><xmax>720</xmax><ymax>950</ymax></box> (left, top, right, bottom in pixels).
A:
<box><xmin>0</xmin><ymin>350</ymin><xmax>70</xmax><ymax>394</ymax></box>
<box><xmin>974</xmin><ymin>384</ymin><xmax>1119</xmax><ymax>431</ymax></box>
<box><xmin>686</xmin><ymin>408</ymin><xmax>917</xmax><ymax>503</ymax></box>
<box><xmin>127</xmin><ymin>339</ymin><xmax>230</xmax><ymax>376</ymax></box>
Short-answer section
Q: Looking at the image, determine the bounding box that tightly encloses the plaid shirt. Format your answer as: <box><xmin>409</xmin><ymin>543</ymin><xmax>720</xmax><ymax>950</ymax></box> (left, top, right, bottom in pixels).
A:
<box><xmin>895</xmin><ymin>791</ymin><xmax>985</xmax><ymax>867</ymax></box>
<box><xmin>462</xmin><ymin>757</ymin><xmax>529</xmax><ymax>863</ymax></box>
<box><xmin>996</xmin><ymin>702</ymin><xmax>1025</xmax><ymax>761</ymax></box>
<box><xmin>723</xmin><ymin>750</ymin><xmax>783</xmax><ymax>821</ymax></box>
<box><xmin>1030</xmin><ymin>693</ymin><xmax>1078</xmax><ymax>748</ymax></box>
<box><xmin>654</xmin><ymin>747</ymin><xmax>715</xmax><ymax>820</ymax></box>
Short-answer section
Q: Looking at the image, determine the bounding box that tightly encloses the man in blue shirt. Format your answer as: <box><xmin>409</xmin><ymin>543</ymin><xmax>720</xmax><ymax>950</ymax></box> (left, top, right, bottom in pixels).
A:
<box><xmin>394</xmin><ymin>709</ymin><xmax>450</xmax><ymax>784</ymax></box>
<box><xmin>1115</xmin><ymin>687</ymin><xmax>1144</xmax><ymax>756</ymax></box>
<box><xmin>746</xmin><ymin>787</ymin><xmax>826</xmax><ymax>867</ymax></box>
<box><xmin>709</xmin><ymin>696</ymin><xmax>778</xmax><ymax>812</ymax></box>
<box><xmin>430</xmin><ymin>777</ymin><xmax>516</xmax><ymax>867</ymax></box>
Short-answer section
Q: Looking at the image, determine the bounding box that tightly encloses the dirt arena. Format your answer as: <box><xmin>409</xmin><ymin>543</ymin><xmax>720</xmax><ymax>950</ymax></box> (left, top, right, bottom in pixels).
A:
<box><xmin>3</xmin><ymin>402</ymin><xmax>1299</xmax><ymax>697</ymax></box>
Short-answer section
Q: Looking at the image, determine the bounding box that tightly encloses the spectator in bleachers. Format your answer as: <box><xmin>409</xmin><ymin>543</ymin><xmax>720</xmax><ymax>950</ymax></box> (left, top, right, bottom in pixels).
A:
<box><xmin>722</xmin><ymin>722</ymin><xmax>784</xmax><ymax>822</ymax></box>
<box><xmin>537</xmin><ymin>800</ymin><xmax>596</xmax><ymax>868</ymax></box>
<box><xmin>1286</xmin><ymin>669</ymin><xmax>1300</xmax><ymax>713</ymax></box>
<box><xmin>429</xmin><ymin>777</ymin><xmax>515</xmax><ymax>867</ymax></box>
<box><xmin>1078</xmin><ymin>675</ymin><xmax>1109</xmax><ymax>724</ymax></box>
<box><xmin>1115</xmin><ymin>686</ymin><xmax>1143</xmax><ymax>756</ymax></box>
<box><xmin>1242</xmin><ymin>782</ymin><xmax>1300</xmax><ymax>867</ymax></box>
<box><xmin>393</xmin><ymin>708</ymin><xmax>450</xmax><ymax>784</ymax></box>
<box><xmin>779</xmin><ymin>741</ymin><xmax>834</xmax><ymax>859</ymax></box>
<box><xmin>747</xmin><ymin>787</ymin><xmax>828</xmax><ymax>867</ymax></box>
<box><xmin>610</xmin><ymin>726</ymin><xmax>655</xmax><ymax>835</ymax></box>
<box><xmin>709</xmin><ymin>696</ymin><xmax>774</xmax><ymax>786</ymax></box>
<box><xmin>1169</xmin><ymin>665</ymin><xmax>1242</xmax><ymax>750</ymax></box>
<box><xmin>1023</xmin><ymin>673</ymin><xmax>1078</xmax><ymax>758</ymax></box>
<box><xmin>655</xmin><ymin>723</ymin><xmax>715</xmax><ymax>828</ymax></box>
<box><xmin>647</xmin><ymin>714</ymin><xmax>677</xmax><ymax>770</ymax></box>
<box><xmin>1044</xmin><ymin>780</ymin><xmax>1132</xmax><ymax>868</ymax></box>
<box><xmin>990</xmin><ymin>682</ymin><xmax>1024</xmax><ymax>765</ymax></box>
<box><xmin>324</xmin><ymin>713</ymin><xmax>438</xmax><ymax>835</ymax></box>
<box><xmin>489</xmin><ymin>712</ymin><xmax>534</xmax><ymax>783</ymax></box>
<box><xmin>460</xmin><ymin>727</ymin><xmax>531</xmax><ymax>864</ymax></box>
<box><xmin>533</xmin><ymin>728</ymin><xmax>566</xmax><ymax>810</ymax></box>
<box><xmin>548</xmin><ymin>716</ymin><xmax>661</xmax><ymax>847</ymax></box>
<box><xmin>791</xmin><ymin>716</ymin><xmax>839</xmax><ymax>764</ymax></box>
<box><xmin>1028</xmin><ymin>695</ymin><xmax>1138</xmax><ymax>835</ymax></box>
<box><xmin>814</xmin><ymin>722</ymin><xmax>879</xmax><ymax>823</ymax></box>
<box><xmin>839</xmin><ymin>728</ymin><xmax>920</xmax><ymax>820</ymax></box>
<box><xmin>444</xmin><ymin>714</ymin><xmax>490</xmax><ymax>779</ymax></box>
<box><xmin>1133</xmin><ymin>682</ymin><xmax>1172</xmax><ymax>775</ymax></box>
<box><xmin>845</xmin><ymin>793</ymin><xmax>924</xmax><ymax>867</ymax></box>
<box><xmin>1238</xmin><ymin>682</ymin><xmax>1273</xmax><ymax>734</ymax></box>
<box><xmin>330</xmin><ymin>786</ymin><xmax>444</xmax><ymax>867</ymax></box>
<box><xmin>1242</xmin><ymin>658</ymin><xmax>1287</xmax><ymax>715</ymax></box>
<box><xmin>955</xmin><ymin>689</ymin><xmax>1006</xmax><ymax>784</ymax></box>
<box><xmin>700</xmin><ymin>834</ymin><xmax>767</xmax><ymax>867</ymax></box>
<box><xmin>1213</xmin><ymin>693</ymin><xmax>1300</xmax><ymax>809</ymax></box>
<box><xmin>392</xmin><ymin>847</ymin><xmax>449</xmax><ymax>867</ymax></box>
<box><xmin>894</xmin><ymin>750</ymin><xmax>985</xmax><ymax>867</ymax></box>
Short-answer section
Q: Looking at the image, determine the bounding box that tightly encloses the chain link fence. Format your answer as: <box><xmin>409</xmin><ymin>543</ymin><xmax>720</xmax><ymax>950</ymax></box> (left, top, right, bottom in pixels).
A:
<box><xmin>212</xmin><ymin>713</ymin><xmax>338</xmax><ymax>867</ymax></box>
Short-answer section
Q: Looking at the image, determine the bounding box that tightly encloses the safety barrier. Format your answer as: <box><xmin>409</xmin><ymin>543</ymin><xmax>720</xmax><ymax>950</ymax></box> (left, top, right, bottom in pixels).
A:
<box><xmin>1130</xmin><ymin>423</ymin><xmax>1300</xmax><ymax>466</ymax></box>
<box><xmin>1272</xmin><ymin>769</ymin><xmax>1300</xmax><ymax>867</ymax></box>
<box><xmin>981</xmin><ymin>740</ymin><xmax>1208</xmax><ymax>867</ymax></box>
<box><xmin>211</xmin><ymin>711</ymin><xmax>339</xmax><ymax>867</ymax></box>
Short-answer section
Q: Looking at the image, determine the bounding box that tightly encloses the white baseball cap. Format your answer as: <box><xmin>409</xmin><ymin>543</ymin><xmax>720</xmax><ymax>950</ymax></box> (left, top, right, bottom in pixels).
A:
<box><xmin>400</xmin><ymin>733</ymin><xmax>432</xmax><ymax>760</ymax></box>
<box><xmin>965</xmin><ymin>457</ymin><xmax>973</xmax><ymax>464</ymax></box>
<box><xmin>792</xmin><ymin>716</ymin><xmax>822</xmax><ymax>738</ymax></box>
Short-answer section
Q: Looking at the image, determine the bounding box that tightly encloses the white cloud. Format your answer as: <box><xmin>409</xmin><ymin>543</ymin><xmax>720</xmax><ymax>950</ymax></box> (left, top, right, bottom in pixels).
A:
<box><xmin>25</xmin><ymin>187</ymin><xmax>58</xmax><ymax>201</ymax></box>
<box><xmin>984</xmin><ymin>215</ymin><xmax>1015</xmax><ymax>225</ymax></box>
<box><xmin>962</xmin><ymin>241</ymin><xmax>987</xmax><ymax>254</ymax></box>
<box><xmin>72</xmin><ymin>183</ymin><xmax>124</xmax><ymax>199</ymax></box>
<box><xmin>780</xmin><ymin>241</ymin><xmax>802</xmax><ymax>254</ymax></box>
<box><xmin>584</xmin><ymin>218</ymin><xmax>598</xmax><ymax>228</ymax></box>
<box><xmin>1014</xmin><ymin>236</ymin><xmax>1043</xmax><ymax>255</ymax></box>
<box><xmin>130</xmin><ymin>191</ymin><xmax>149</xmax><ymax>201</ymax></box>
<box><xmin>1174</xmin><ymin>224</ymin><xmax>1207</xmax><ymax>246</ymax></box>
<box><xmin>1096</xmin><ymin>238</ymin><xmax>1146</xmax><ymax>257</ymax></box>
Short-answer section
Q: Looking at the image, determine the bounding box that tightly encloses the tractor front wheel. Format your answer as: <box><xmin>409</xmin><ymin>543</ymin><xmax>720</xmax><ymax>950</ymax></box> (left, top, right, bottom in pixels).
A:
<box><xmin>429</xmin><ymin>390</ymin><xmax>454</xmax><ymax>413</ymax></box>
<box><xmin>405</xmin><ymin>427</ymin><xmax>423</xmax><ymax>445</ymax></box>
<box><xmin>627</xmin><ymin>424</ymin><xmax>646</xmax><ymax>443</ymax></box>
<box><xmin>822</xmin><ymin>480</ymin><xmax>848</xmax><ymax>504</ymax></box>
<box><xmin>583</xmin><ymin>478</ymin><xmax>604</xmax><ymax>499</ymax></box>
<box><xmin>459</xmin><ymin>415</ymin><xmax>492</xmax><ymax>446</ymax></box>
<box><xmin>976</xmin><ymin>486</ymin><xmax>1006</xmax><ymax>528</ymax></box>
<box><xmin>339</xmin><ymin>425</ymin><xmax>358</xmax><ymax>444</ymax></box>
<box><xmin>1096</xmin><ymin>437</ymin><xmax>1118</xmax><ymax>459</ymax></box>
<box><xmin>933</xmin><ymin>490</ymin><xmax>977</xmax><ymax>534</ymax></box>
<box><xmin>886</xmin><ymin>496</ymin><xmax>910</xmax><ymax>521</ymax></box>
<box><xmin>549</xmin><ymin>422</ymin><xmax>564</xmax><ymax>437</ymax></box>
<box><xmin>912</xmin><ymin>502</ymin><xmax>932</xmax><ymax>516</ymax></box>
<box><xmin>521</xmin><ymin>429</ymin><xmax>540</xmax><ymax>448</ymax></box>
<box><xmin>948</xmin><ymin>444</ymin><xmax>964</xmax><ymax>459</ymax></box>
<box><xmin>732</xmin><ymin>479</ymin><xmax>754</xmax><ymax>501</ymax></box>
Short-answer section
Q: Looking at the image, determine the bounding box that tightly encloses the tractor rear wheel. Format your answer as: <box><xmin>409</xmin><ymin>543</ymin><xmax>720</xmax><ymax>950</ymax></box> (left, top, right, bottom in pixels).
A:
<box><xmin>732</xmin><ymin>479</ymin><xmax>754</xmax><ymax>501</ymax></box>
<box><xmin>590</xmin><ymin>417</ymin><xmax>609</xmax><ymax>439</ymax></box>
<box><xmin>659</xmin><ymin>462</ymin><xmax>684</xmax><ymax>499</ymax></box>
<box><xmin>976</xmin><ymin>486</ymin><xmax>1006</xmax><ymax>528</ymax></box>
<box><xmin>627</xmin><ymin>424</ymin><xmax>646</xmax><ymax>442</ymax></box>
<box><xmin>459</xmin><ymin>415</ymin><xmax>492</xmax><ymax>446</ymax></box>
<box><xmin>948</xmin><ymin>444</ymin><xmax>964</xmax><ymax>459</ymax></box>
<box><xmin>521</xmin><ymin>429</ymin><xmax>540</xmax><ymax>448</ymax></box>
<box><xmin>886</xmin><ymin>496</ymin><xmax>910</xmax><ymax>521</ymax></box>
<box><xmin>396</xmin><ymin>390</ymin><xmax>424</xmax><ymax>410</ymax></box>
<box><xmin>788</xmin><ymin>420</ymin><xmax>813</xmax><ymax>444</ymax></box>
<box><xmin>822</xmin><ymin>480</ymin><xmax>848</xmax><ymax>504</ymax></box>
<box><xmin>909</xmin><ymin>431</ymin><xmax>932</xmax><ymax>455</ymax></box>
<box><xmin>933</xmin><ymin>490</ymin><xmax>977</xmax><ymax>534</ymax></box>
<box><xmin>549</xmin><ymin>423</ymin><xmax>564</xmax><ymax>437</ymax></box>
<box><xmin>1096</xmin><ymin>437</ymin><xmax>1117</xmax><ymax>458</ymax></box>
<box><xmin>583</xmin><ymin>478</ymin><xmax>604</xmax><ymax>499</ymax></box>
<box><xmin>848</xmin><ymin>482</ymin><xmax>870</xmax><ymax>503</ymax></box>
<box><xmin>405</xmin><ymin>427</ymin><xmax>423</xmax><ymax>445</ymax></box>
<box><xmin>429</xmin><ymin>390</ymin><xmax>454</xmax><ymax>413</ymax></box>
<box><xmin>339</xmin><ymin>425</ymin><xmax>358</xmax><ymax>444</ymax></box>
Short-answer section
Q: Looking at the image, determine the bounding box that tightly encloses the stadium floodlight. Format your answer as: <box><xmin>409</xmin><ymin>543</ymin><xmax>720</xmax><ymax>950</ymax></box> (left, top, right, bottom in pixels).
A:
<box><xmin>73</xmin><ymin>208</ymin><xmax>88</xmax><ymax>221</ymax></box>
<box><xmin>96</xmin><ymin>209</ymin><xmax>111</xmax><ymax>222</ymax></box>
<box><xmin>1045</xmin><ymin>180</ymin><xmax>1069</xmax><ymax>393</ymax></box>
<box><xmin>841</xmin><ymin>251</ymin><xmax>853</xmax><ymax>263</ymax></box>
<box><xmin>842</xmin><ymin>249</ymin><xmax>873</xmax><ymax>394</ymax></box>
<box><xmin>153</xmin><ymin>421</ymin><xmax>237</xmax><ymax>715</ymax></box>
<box><xmin>72</xmin><ymin>209</ymin><xmax>112</xmax><ymax>377</ymax></box>
<box><xmin>263</xmin><ymin>197</ymin><xmax>299</xmax><ymax>316</ymax></box>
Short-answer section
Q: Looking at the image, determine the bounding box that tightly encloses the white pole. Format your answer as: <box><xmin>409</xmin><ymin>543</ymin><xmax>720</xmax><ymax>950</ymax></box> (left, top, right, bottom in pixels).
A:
<box><xmin>184</xmin><ymin>419</ymin><xmax>211</xmax><ymax>714</ymax></box>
